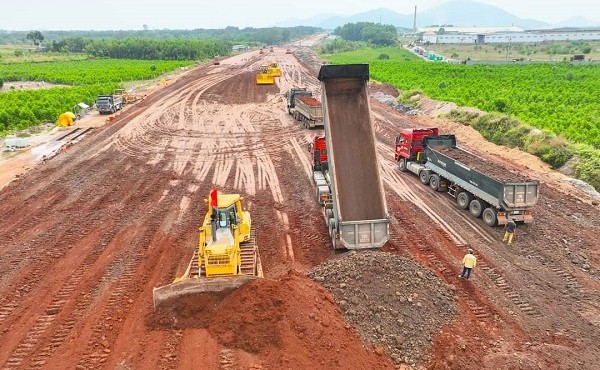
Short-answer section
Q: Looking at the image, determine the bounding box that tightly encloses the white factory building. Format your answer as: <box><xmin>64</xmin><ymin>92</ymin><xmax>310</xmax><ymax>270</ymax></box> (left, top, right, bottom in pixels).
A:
<box><xmin>421</xmin><ymin>26</ymin><xmax>600</xmax><ymax>44</ymax></box>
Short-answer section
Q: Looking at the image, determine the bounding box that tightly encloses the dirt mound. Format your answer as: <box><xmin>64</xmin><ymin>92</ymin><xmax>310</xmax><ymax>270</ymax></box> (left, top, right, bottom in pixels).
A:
<box><xmin>369</xmin><ymin>82</ymin><xmax>400</xmax><ymax>97</ymax></box>
<box><xmin>309</xmin><ymin>251</ymin><xmax>457</xmax><ymax>367</ymax></box>
<box><xmin>150</xmin><ymin>271</ymin><xmax>395</xmax><ymax>369</ymax></box>
<box><xmin>149</xmin><ymin>289</ymin><xmax>238</xmax><ymax>329</ymax></box>
<box><xmin>203</xmin><ymin>70</ymin><xmax>279</xmax><ymax>104</ymax></box>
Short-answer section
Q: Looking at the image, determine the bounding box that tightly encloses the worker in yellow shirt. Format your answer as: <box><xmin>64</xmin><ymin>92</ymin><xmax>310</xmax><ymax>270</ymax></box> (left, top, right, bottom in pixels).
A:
<box><xmin>460</xmin><ymin>249</ymin><xmax>477</xmax><ymax>279</ymax></box>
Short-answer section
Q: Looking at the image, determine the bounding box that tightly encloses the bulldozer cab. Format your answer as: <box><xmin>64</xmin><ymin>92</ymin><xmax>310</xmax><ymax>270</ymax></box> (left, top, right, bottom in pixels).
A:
<box><xmin>215</xmin><ymin>205</ymin><xmax>238</xmax><ymax>228</ymax></box>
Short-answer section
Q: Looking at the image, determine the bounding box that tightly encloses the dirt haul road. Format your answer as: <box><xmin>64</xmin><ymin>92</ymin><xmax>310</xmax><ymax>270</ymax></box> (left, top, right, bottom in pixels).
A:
<box><xmin>0</xmin><ymin>46</ymin><xmax>599</xmax><ymax>370</ymax></box>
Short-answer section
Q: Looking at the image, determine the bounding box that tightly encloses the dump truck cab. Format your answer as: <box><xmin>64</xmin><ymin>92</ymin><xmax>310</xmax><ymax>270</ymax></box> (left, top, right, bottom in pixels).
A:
<box><xmin>308</xmin><ymin>136</ymin><xmax>328</xmax><ymax>172</ymax></box>
<box><xmin>394</xmin><ymin>128</ymin><xmax>439</xmax><ymax>161</ymax></box>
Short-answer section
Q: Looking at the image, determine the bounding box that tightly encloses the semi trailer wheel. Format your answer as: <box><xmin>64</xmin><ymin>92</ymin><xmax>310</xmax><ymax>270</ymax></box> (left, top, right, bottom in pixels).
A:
<box><xmin>429</xmin><ymin>174</ymin><xmax>441</xmax><ymax>191</ymax></box>
<box><xmin>469</xmin><ymin>199</ymin><xmax>484</xmax><ymax>218</ymax></box>
<box><xmin>325</xmin><ymin>208</ymin><xmax>333</xmax><ymax>220</ymax></box>
<box><xmin>456</xmin><ymin>191</ymin><xmax>472</xmax><ymax>210</ymax></box>
<box><xmin>482</xmin><ymin>208</ymin><xmax>497</xmax><ymax>226</ymax></box>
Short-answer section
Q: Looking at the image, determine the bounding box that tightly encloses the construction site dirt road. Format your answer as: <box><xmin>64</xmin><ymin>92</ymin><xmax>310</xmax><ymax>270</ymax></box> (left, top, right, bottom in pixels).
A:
<box><xmin>1</xmin><ymin>45</ymin><xmax>599</xmax><ymax>370</ymax></box>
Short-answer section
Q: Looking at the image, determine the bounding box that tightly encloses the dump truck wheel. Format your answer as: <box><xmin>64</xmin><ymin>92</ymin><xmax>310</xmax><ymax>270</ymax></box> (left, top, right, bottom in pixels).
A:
<box><xmin>429</xmin><ymin>174</ymin><xmax>441</xmax><ymax>191</ymax></box>
<box><xmin>328</xmin><ymin>218</ymin><xmax>337</xmax><ymax>238</ymax></box>
<box><xmin>325</xmin><ymin>208</ymin><xmax>333</xmax><ymax>220</ymax></box>
<box><xmin>419</xmin><ymin>171</ymin><xmax>429</xmax><ymax>185</ymax></box>
<box><xmin>482</xmin><ymin>208</ymin><xmax>497</xmax><ymax>226</ymax></box>
<box><xmin>456</xmin><ymin>191</ymin><xmax>472</xmax><ymax>210</ymax></box>
<box><xmin>469</xmin><ymin>199</ymin><xmax>484</xmax><ymax>218</ymax></box>
<box><xmin>398</xmin><ymin>158</ymin><xmax>407</xmax><ymax>172</ymax></box>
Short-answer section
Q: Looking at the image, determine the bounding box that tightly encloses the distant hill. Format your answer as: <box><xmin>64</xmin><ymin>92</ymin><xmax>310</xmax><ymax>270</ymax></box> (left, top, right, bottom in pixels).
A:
<box><xmin>556</xmin><ymin>16</ymin><xmax>600</xmax><ymax>28</ymax></box>
<box><xmin>418</xmin><ymin>0</ymin><xmax>550</xmax><ymax>29</ymax></box>
<box><xmin>274</xmin><ymin>0</ymin><xmax>600</xmax><ymax>30</ymax></box>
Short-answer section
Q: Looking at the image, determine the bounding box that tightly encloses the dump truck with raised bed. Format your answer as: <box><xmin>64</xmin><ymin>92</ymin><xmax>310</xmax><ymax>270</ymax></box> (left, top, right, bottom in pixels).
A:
<box><xmin>96</xmin><ymin>94</ymin><xmax>124</xmax><ymax>114</ymax></box>
<box><xmin>285</xmin><ymin>88</ymin><xmax>323</xmax><ymax>129</ymax></box>
<box><xmin>395</xmin><ymin>128</ymin><xmax>540</xmax><ymax>226</ymax></box>
<box><xmin>310</xmin><ymin>64</ymin><xmax>389</xmax><ymax>250</ymax></box>
<box><xmin>152</xmin><ymin>189</ymin><xmax>263</xmax><ymax>309</ymax></box>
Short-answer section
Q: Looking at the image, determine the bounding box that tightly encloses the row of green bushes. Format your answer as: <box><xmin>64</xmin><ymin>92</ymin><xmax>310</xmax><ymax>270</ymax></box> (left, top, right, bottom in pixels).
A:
<box><xmin>445</xmin><ymin>109</ymin><xmax>600</xmax><ymax>190</ymax></box>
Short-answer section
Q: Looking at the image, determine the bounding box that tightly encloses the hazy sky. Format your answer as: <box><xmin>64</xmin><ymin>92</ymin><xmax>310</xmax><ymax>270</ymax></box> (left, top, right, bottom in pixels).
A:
<box><xmin>2</xmin><ymin>0</ymin><xmax>598</xmax><ymax>31</ymax></box>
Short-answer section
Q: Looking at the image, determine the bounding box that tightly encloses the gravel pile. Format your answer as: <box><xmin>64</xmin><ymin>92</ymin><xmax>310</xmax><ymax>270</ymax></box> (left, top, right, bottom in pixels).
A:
<box><xmin>371</xmin><ymin>92</ymin><xmax>422</xmax><ymax>116</ymax></box>
<box><xmin>309</xmin><ymin>251</ymin><xmax>457</xmax><ymax>367</ymax></box>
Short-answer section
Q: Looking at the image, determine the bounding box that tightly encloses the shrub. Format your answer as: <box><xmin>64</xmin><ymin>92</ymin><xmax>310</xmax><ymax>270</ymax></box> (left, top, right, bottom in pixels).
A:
<box><xmin>378</xmin><ymin>53</ymin><xmax>390</xmax><ymax>60</ymax></box>
<box><xmin>527</xmin><ymin>135</ymin><xmax>574</xmax><ymax>168</ymax></box>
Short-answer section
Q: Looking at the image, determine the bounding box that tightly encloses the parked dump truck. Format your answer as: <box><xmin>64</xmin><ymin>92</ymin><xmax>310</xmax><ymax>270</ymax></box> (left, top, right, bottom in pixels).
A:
<box><xmin>395</xmin><ymin>128</ymin><xmax>540</xmax><ymax>226</ymax></box>
<box><xmin>310</xmin><ymin>64</ymin><xmax>389</xmax><ymax>250</ymax></box>
<box><xmin>152</xmin><ymin>189</ymin><xmax>263</xmax><ymax>309</ymax></box>
<box><xmin>96</xmin><ymin>94</ymin><xmax>124</xmax><ymax>114</ymax></box>
<box><xmin>285</xmin><ymin>88</ymin><xmax>323</xmax><ymax>129</ymax></box>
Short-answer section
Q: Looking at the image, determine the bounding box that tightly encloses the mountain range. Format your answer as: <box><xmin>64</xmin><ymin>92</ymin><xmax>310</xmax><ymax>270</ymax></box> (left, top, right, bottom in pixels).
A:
<box><xmin>275</xmin><ymin>0</ymin><xmax>600</xmax><ymax>30</ymax></box>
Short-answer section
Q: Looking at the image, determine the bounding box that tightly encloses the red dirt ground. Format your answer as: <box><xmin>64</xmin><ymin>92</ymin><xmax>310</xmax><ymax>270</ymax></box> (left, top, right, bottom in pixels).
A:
<box><xmin>0</xmin><ymin>46</ymin><xmax>599</xmax><ymax>370</ymax></box>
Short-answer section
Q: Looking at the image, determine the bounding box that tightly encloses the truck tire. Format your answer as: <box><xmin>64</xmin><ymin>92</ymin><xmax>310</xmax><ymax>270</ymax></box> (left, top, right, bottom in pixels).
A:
<box><xmin>328</xmin><ymin>218</ymin><xmax>337</xmax><ymax>238</ymax></box>
<box><xmin>482</xmin><ymin>208</ymin><xmax>497</xmax><ymax>226</ymax></box>
<box><xmin>419</xmin><ymin>171</ymin><xmax>429</xmax><ymax>185</ymax></box>
<box><xmin>429</xmin><ymin>174</ymin><xmax>441</xmax><ymax>191</ymax></box>
<box><xmin>456</xmin><ymin>191</ymin><xmax>472</xmax><ymax>210</ymax></box>
<box><xmin>325</xmin><ymin>208</ymin><xmax>333</xmax><ymax>220</ymax></box>
<box><xmin>469</xmin><ymin>199</ymin><xmax>484</xmax><ymax>218</ymax></box>
<box><xmin>398</xmin><ymin>158</ymin><xmax>407</xmax><ymax>172</ymax></box>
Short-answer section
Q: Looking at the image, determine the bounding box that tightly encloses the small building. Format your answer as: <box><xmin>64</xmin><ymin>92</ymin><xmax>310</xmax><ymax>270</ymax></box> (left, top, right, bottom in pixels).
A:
<box><xmin>232</xmin><ymin>45</ymin><xmax>249</xmax><ymax>52</ymax></box>
<box><xmin>419</xmin><ymin>26</ymin><xmax>600</xmax><ymax>44</ymax></box>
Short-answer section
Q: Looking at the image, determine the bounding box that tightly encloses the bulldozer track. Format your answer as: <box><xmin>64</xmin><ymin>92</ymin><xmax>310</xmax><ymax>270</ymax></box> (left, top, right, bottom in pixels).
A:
<box><xmin>75</xmin><ymin>219</ymin><xmax>162</xmax><ymax>369</ymax></box>
<box><xmin>55</xmin><ymin>128</ymin><xmax>81</xmax><ymax>141</ymax></box>
<box><xmin>387</xmin><ymin>192</ymin><xmax>544</xmax><ymax>324</ymax></box>
<box><xmin>0</xmin><ymin>158</ymin><xmax>170</xmax><ymax>368</ymax></box>
<box><xmin>387</xmin><ymin>219</ymin><xmax>492</xmax><ymax>321</ymax></box>
<box><xmin>1</xmin><ymin>222</ymin><xmax>126</xmax><ymax>368</ymax></box>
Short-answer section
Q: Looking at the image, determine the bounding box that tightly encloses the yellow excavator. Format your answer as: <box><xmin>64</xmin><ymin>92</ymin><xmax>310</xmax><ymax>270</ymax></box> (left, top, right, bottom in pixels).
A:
<box><xmin>267</xmin><ymin>63</ymin><xmax>282</xmax><ymax>77</ymax></box>
<box><xmin>152</xmin><ymin>190</ymin><xmax>263</xmax><ymax>309</ymax></box>
<box><xmin>256</xmin><ymin>65</ymin><xmax>275</xmax><ymax>85</ymax></box>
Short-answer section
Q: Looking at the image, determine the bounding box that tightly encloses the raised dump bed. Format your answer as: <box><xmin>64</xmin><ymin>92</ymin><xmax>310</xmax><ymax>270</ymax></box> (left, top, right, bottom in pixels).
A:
<box><xmin>317</xmin><ymin>64</ymin><xmax>389</xmax><ymax>249</ymax></box>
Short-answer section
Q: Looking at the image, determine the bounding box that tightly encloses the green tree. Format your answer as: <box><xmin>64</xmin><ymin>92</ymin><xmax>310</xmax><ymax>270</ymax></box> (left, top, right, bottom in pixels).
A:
<box><xmin>26</xmin><ymin>30</ymin><xmax>44</xmax><ymax>46</ymax></box>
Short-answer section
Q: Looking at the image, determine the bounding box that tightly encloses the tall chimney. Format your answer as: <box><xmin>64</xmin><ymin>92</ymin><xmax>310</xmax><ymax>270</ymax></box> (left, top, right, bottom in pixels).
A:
<box><xmin>413</xmin><ymin>5</ymin><xmax>417</xmax><ymax>33</ymax></box>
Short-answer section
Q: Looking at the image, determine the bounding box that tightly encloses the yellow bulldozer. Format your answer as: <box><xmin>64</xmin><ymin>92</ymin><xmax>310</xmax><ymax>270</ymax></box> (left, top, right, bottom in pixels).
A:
<box><xmin>256</xmin><ymin>65</ymin><xmax>275</xmax><ymax>85</ymax></box>
<box><xmin>113</xmin><ymin>89</ymin><xmax>138</xmax><ymax>104</ymax></box>
<box><xmin>267</xmin><ymin>63</ymin><xmax>282</xmax><ymax>77</ymax></box>
<box><xmin>152</xmin><ymin>190</ymin><xmax>263</xmax><ymax>309</ymax></box>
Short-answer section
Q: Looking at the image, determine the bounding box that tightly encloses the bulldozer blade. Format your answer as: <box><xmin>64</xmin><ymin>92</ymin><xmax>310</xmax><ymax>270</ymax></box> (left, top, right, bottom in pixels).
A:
<box><xmin>152</xmin><ymin>275</ymin><xmax>260</xmax><ymax>310</ymax></box>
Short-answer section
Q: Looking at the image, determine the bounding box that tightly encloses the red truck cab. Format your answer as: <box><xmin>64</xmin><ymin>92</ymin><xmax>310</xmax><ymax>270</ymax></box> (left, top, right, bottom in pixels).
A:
<box><xmin>309</xmin><ymin>136</ymin><xmax>328</xmax><ymax>172</ymax></box>
<box><xmin>394</xmin><ymin>128</ymin><xmax>439</xmax><ymax>162</ymax></box>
